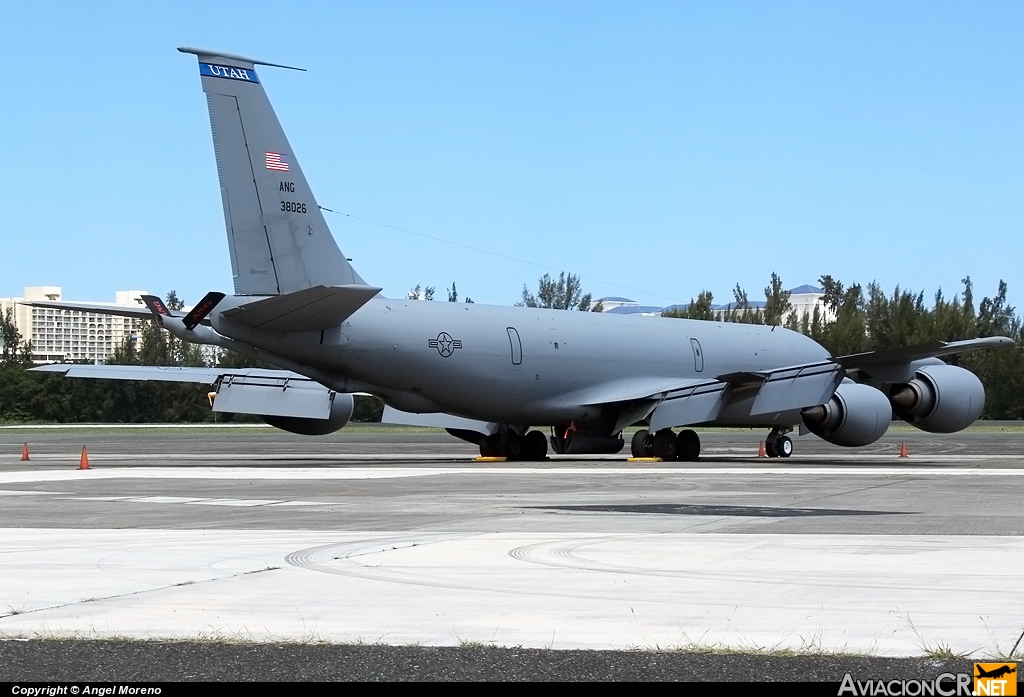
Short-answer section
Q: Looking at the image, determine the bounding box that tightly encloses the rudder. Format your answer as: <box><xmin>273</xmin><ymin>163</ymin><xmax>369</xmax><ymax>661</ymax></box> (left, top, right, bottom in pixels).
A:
<box><xmin>179</xmin><ymin>47</ymin><xmax>366</xmax><ymax>295</ymax></box>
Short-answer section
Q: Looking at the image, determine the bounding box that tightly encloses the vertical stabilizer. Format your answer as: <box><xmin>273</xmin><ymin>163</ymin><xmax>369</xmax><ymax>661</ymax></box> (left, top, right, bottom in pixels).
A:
<box><xmin>178</xmin><ymin>47</ymin><xmax>366</xmax><ymax>295</ymax></box>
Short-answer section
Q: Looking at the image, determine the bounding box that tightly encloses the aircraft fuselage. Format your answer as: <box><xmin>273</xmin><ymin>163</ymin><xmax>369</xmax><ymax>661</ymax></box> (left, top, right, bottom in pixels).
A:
<box><xmin>211</xmin><ymin>297</ymin><xmax>830</xmax><ymax>427</ymax></box>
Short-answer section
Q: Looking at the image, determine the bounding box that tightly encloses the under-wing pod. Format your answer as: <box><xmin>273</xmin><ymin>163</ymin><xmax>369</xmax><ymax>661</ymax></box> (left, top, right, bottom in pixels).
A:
<box><xmin>210</xmin><ymin>372</ymin><xmax>354</xmax><ymax>435</ymax></box>
<box><xmin>802</xmin><ymin>381</ymin><xmax>891</xmax><ymax>447</ymax></box>
<box><xmin>889</xmin><ymin>364</ymin><xmax>984</xmax><ymax>433</ymax></box>
<box><xmin>262</xmin><ymin>393</ymin><xmax>354</xmax><ymax>435</ymax></box>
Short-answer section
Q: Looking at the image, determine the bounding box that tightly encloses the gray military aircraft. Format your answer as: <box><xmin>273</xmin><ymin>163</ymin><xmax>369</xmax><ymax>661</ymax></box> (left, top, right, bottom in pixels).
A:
<box><xmin>30</xmin><ymin>47</ymin><xmax>1014</xmax><ymax>461</ymax></box>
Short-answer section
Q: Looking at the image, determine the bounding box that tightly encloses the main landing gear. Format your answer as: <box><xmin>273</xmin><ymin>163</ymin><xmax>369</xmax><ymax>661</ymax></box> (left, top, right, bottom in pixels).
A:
<box><xmin>479</xmin><ymin>429</ymin><xmax>548</xmax><ymax>461</ymax></box>
<box><xmin>630</xmin><ymin>428</ymin><xmax>701</xmax><ymax>461</ymax></box>
<box><xmin>764</xmin><ymin>427</ymin><xmax>793</xmax><ymax>458</ymax></box>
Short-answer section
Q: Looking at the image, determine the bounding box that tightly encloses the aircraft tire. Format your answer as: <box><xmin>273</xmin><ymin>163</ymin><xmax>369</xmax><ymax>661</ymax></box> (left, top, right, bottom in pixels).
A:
<box><xmin>776</xmin><ymin>435</ymin><xmax>793</xmax><ymax>458</ymax></box>
<box><xmin>630</xmin><ymin>429</ymin><xmax>650</xmax><ymax>458</ymax></box>
<box><xmin>506</xmin><ymin>433</ymin><xmax>524</xmax><ymax>460</ymax></box>
<box><xmin>652</xmin><ymin>429</ymin><xmax>678</xmax><ymax>460</ymax></box>
<box><xmin>524</xmin><ymin>430</ymin><xmax>548</xmax><ymax>460</ymax></box>
<box><xmin>676</xmin><ymin>429</ymin><xmax>700</xmax><ymax>461</ymax></box>
<box><xmin>479</xmin><ymin>434</ymin><xmax>501</xmax><ymax>458</ymax></box>
<box><xmin>765</xmin><ymin>440</ymin><xmax>779</xmax><ymax>457</ymax></box>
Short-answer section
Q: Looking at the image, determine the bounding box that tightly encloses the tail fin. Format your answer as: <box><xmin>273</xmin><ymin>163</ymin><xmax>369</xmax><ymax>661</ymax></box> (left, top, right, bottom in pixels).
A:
<box><xmin>178</xmin><ymin>47</ymin><xmax>366</xmax><ymax>295</ymax></box>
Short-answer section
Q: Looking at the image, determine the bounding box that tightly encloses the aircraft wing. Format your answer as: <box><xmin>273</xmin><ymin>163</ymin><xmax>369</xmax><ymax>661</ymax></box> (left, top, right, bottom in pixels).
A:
<box><xmin>582</xmin><ymin>337</ymin><xmax>1014</xmax><ymax>432</ymax></box>
<box><xmin>380</xmin><ymin>405</ymin><xmax>499</xmax><ymax>437</ymax></box>
<box><xmin>20</xmin><ymin>300</ymin><xmax>170</xmax><ymax>321</ymax></box>
<box><xmin>644</xmin><ymin>361</ymin><xmax>844</xmax><ymax>431</ymax></box>
<box><xmin>30</xmin><ymin>364</ymin><xmax>304</xmax><ymax>384</ymax></box>
<box><xmin>560</xmin><ymin>376</ymin><xmax>713</xmax><ymax>406</ymax></box>
<box><xmin>835</xmin><ymin>337</ymin><xmax>1015</xmax><ymax>368</ymax></box>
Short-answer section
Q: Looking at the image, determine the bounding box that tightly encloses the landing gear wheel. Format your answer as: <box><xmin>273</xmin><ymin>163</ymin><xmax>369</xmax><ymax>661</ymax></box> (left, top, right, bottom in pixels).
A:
<box><xmin>506</xmin><ymin>433</ymin><xmax>524</xmax><ymax>460</ymax></box>
<box><xmin>631</xmin><ymin>429</ymin><xmax>650</xmax><ymax>458</ymax></box>
<box><xmin>775</xmin><ymin>435</ymin><xmax>793</xmax><ymax>458</ymax></box>
<box><xmin>524</xmin><ymin>430</ymin><xmax>548</xmax><ymax>461</ymax></box>
<box><xmin>651</xmin><ymin>429</ymin><xmax>678</xmax><ymax>460</ymax></box>
<box><xmin>479</xmin><ymin>434</ymin><xmax>501</xmax><ymax>458</ymax></box>
<box><xmin>676</xmin><ymin>429</ymin><xmax>701</xmax><ymax>461</ymax></box>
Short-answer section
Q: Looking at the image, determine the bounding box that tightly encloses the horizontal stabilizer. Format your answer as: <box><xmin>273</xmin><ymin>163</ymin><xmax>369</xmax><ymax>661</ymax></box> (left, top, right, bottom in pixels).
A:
<box><xmin>21</xmin><ymin>300</ymin><xmax>164</xmax><ymax>321</ymax></box>
<box><xmin>31</xmin><ymin>364</ymin><xmax>304</xmax><ymax>384</ymax></box>
<box><xmin>381</xmin><ymin>405</ymin><xmax>498</xmax><ymax>436</ymax></box>
<box><xmin>222</xmin><ymin>284</ymin><xmax>381</xmax><ymax>331</ymax></box>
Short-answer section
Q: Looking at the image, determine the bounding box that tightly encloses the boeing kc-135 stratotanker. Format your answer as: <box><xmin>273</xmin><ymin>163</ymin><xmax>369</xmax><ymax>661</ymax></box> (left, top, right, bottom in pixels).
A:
<box><xmin>31</xmin><ymin>47</ymin><xmax>1014</xmax><ymax>460</ymax></box>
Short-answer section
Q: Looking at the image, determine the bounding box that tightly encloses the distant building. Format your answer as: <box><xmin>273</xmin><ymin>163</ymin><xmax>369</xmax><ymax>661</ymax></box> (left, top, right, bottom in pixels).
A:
<box><xmin>788</xmin><ymin>284</ymin><xmax>829</xmax><ymax>322</ymax></box>
<box><xmin>597</xmin><ymin>297</ymin><xmax>641</xmax><ymax>313</ymax></box>
<box><xmin>0</xmin><ymin>287</ymin><xmax>150</xmax><ymax>363</ymax></box>
<box><xmin>603</xmin><ymin>303</ymin><xmax>665</xmax><ymax>317</ymax></box>
<box><xmin>598</xmin><ymin>284</ymin><xmax>831</xmax><ymax>323</ymax></box>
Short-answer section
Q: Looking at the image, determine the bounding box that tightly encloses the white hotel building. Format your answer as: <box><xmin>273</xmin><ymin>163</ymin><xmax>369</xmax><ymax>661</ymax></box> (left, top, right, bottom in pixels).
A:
<box><xmin>0</xmin><ymin>287</ymin><xmax>150</xmax><ymax>363</ymax></box>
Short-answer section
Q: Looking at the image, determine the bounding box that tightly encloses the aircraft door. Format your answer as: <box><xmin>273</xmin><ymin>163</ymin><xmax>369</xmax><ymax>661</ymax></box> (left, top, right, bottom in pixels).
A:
<box><xmin>690</xmin><ymin>338</ymin><xmax>704</xmax><ymax>372</ymax></box>
<box><xmin>507</xmin><ymin>327</ymin><xmax>522</xmax><ymax>365</ymax></box>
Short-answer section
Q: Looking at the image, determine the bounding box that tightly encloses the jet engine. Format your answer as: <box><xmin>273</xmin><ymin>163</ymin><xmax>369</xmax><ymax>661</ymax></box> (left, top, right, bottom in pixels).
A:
<box><xmin>889</xmin><ymin>364</ymin><xmax>984</xmax><ymax>433</ymax></box>
<box><xmin>261</xmin><ymin>393</ymin><xmax>355</xmax><ymax>436</ymax></box>
<box><xmin>802</xmin><ymin>381</ymin><xmax>891</xmax><ymax>447</ymax></box>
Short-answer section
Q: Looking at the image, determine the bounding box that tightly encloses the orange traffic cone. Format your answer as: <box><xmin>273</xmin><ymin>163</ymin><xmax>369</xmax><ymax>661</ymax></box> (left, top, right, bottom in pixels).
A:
<box><xmin>79</xmin><ymin>446</ymin><xmax>90</xmax><ymax>470</ymax></box>
<box><xmin>899</xmin><ymin>442</ymin><xmax>908</xmax><ymax>459</ymax></box>
<box><xmin>21</xmin><ymin>443</ymin><xmax>29</xmax><ymax>461</ymax></box>
<box><xmin>758</xmin><ymin>441</ymin><xmax>767</xmax><ymax>458</ymax></box>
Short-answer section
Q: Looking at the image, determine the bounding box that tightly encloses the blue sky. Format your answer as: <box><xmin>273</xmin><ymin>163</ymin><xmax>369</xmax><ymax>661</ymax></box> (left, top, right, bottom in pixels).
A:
<box><xmin>1</xmin><ymin>1</ymin><xmax>1021</xmax><ymax>309</ymax></box>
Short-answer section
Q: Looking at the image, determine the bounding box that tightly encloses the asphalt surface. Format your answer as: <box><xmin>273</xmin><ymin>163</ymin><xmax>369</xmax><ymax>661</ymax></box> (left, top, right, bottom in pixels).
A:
<box><xmin>0</xmin><ymin>425</ymin><xmax>1022</xmax><ymax>681</ymax></box>
<box><xmin>1</xmin><ymin>426</ymin><xmax>1023</xmax><ymax>534</ymax></box>
<box><xmin>0</xmin><ymin>640</ymin><xmax>979</xmax><ymax>682</ymax></box>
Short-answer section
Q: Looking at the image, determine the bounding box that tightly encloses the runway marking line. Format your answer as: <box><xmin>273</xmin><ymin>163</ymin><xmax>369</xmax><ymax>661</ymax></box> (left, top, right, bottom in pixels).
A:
<box><xmin>2</xmin><ymin>465</ymin><xmax>1024</xmax><ymax>484</ymax></box>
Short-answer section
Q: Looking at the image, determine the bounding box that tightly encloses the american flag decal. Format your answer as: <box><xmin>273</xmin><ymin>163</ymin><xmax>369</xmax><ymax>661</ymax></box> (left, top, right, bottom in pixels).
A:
<box><xmin>266</xmin><ymin>152</ymin><xmax>289</xmax><ymax>171</ymax></box>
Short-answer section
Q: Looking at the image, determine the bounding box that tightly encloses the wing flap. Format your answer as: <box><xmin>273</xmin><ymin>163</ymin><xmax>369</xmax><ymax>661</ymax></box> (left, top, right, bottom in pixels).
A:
<box><xmin>648</xmin><ymin>382</ymin><xmax>729</xmax><ymax>431</ymax></box>
<box><xmin>221</xmin><ymin>284</ymin><xmax>381</xmax><ymax>331</ymax></box>
<box><xmin>748</xmin><ymin>362</ymin><xmax>844</xmax><ymax>416</ymax></box>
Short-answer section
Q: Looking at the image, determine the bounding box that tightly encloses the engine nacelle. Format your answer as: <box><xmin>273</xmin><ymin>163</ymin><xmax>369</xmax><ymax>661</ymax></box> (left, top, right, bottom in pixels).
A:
<box><xmin>261</xmin><ymin>393</ymin><xmax>355</xmax><ymax>436</ymax></box>
<box><xmin>889</xmin><ymin>364</ymin><xmax>984</xmax><ymax>433</ymax></box>
<box><xmin>802</xmin><ymin>382</ymin><xmax>892</xmax><ymax>447</ymax></box>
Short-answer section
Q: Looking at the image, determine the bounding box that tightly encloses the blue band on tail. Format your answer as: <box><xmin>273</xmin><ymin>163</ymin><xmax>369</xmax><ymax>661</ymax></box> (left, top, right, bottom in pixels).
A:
<box><xmin>200</xmin><ymin>63</ymin><xmax>260</xmax><ymax>83</ymax></box>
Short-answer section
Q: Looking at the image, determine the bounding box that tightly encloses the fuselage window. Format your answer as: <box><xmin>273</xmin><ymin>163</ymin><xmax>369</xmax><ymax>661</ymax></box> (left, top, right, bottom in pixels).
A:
<box><xmin>690</xmin><ymin>337</ymin><xmax>704</xmax><ymax>372</ymax></box>
<box><xmin>507</xmin><ymin>327</ymin><xmax>522</xmax><ymax>365</ymax></box>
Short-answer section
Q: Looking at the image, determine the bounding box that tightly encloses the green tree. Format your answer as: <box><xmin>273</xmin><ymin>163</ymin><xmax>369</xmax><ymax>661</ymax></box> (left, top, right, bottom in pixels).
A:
<box><xmin>663</xmin><ymin>290</ymin><xmax>715</xmax><ymax>320</ymax></box>
<box><xmin>521</xmin><ymin>272</ymin><xmax>598</xmax><ymax>311</ymax></box>
<box><xmin>815</xmin><ymin>276</ymin><xmax>867</xmax><ymax>356</ymax></box>
<box><xmin>407</xmin><ymin>285</ymin><xmax>435</xmax><ymax>301</ymax></box>
<box><xmin>724</xmin><ymin>284</ymin><xmax>763</xmax><ymax>324</ymax></box>
<box><xmin>763</xmin><ymin>272</ymin><xmax>792</xmax><ymax>327</ymax></box>
<box><xmin>1</xmin><ymin>309</ymin><xmax>26</xmax><ymax>365</ymax></box>
<box><xmin>165</xmin><ymin>290</ymin><xmax>185</xmax><ymax>312</ymax></box>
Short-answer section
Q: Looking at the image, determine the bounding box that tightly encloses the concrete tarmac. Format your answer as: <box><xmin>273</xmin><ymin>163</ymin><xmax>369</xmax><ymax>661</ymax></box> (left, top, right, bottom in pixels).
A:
<box><xmin>0</xmin><ymin>425</ymin><xmax>1022</xmax><ymax>663</ymax></box>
